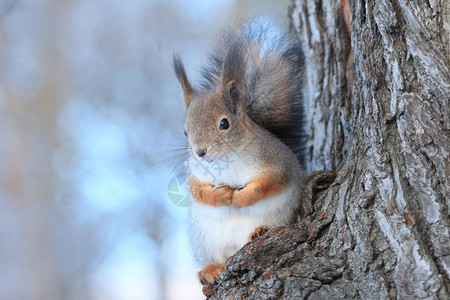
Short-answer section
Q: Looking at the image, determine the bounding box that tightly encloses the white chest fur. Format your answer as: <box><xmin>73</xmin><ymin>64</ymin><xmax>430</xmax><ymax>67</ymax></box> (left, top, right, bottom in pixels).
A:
<box><xmin>189</xmin><ymin>152</ymin><xmax>257</xmax><ymax>188</ymax></box>
<box><xmin>187</xmin><ymin>152</ymin><xmax>299</xmax><ymax>266</ymax></box>
<box><xmin>188</xmin><ymin>186</ymin><xmax>297</xmax><ymax>265</ymax></box>
<box><xmin>188</xmin><ymin>154</ymin><xmax>298</xmax><ymax>266</ymax></box>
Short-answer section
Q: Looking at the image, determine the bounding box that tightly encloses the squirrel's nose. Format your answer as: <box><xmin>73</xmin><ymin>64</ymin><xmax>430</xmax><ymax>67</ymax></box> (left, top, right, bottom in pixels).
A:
<box><xmin>196</xmin><ymin>148</ymin><xmax>207</xmax><ymax>158</ymax></box>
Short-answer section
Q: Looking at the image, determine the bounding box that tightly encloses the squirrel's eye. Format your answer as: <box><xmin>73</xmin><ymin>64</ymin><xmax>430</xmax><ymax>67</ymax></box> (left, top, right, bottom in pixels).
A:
<box><xmin>219</xmin><ymin>118</ymin><xmax>230</xmax><ymax>130</ymax></box>
<box><xmin>184</xmin><ymin>130</ymin><xmax>188</xmax><ymax>137</ymax></box>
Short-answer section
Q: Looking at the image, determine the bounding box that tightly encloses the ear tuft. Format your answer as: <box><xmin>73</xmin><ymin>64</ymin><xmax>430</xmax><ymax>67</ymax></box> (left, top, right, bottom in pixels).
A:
<box><xmin>221</xmin><ymin>42</ymin><xmax>245</xmax><ymax>114</ymax></box>
<box><xmin>227</xmin><ymin>81</ymin><xmax>239</xmax><ymax>100</ymax></box>
<box><xmin>173</xmin><ymin>55</ymin><xmax>196</xmax><ymax>107</ymax></box>
<box><xmin>224</xmin><ymin>80</ymin><xmax>240</xmax><ymax>113</ymax></box>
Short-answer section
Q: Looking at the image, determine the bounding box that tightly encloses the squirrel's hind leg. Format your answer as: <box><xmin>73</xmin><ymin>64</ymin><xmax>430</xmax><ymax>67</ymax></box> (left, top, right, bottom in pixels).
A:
<box><xmin>248</xmin><ymin>225</ymin><xmax>269</xmax><ymax>241</ymax></box>
<box><xmin>198</xmin><ymin>263</ymin><xmax>226</xmax><ymax>284</ymax></box>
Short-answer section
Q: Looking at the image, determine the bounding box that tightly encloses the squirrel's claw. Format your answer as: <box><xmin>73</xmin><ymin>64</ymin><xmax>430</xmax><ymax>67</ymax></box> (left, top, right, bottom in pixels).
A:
<box><xmin>211</xmin><ymin>184</ymin><xmax>227</xmax><ymax>190</ymax></box>
<box><xmin>248</xmin><ymin>225</ymin><xmax>270</xmax><ymax>241</ymax></box>
<box><xmin>198</xmin><ymin>263</ymin><xmax>226</xmax><ymax>285</ymax></box>
<box><xmin>237</xmin><ymin>185</ymin><xmax>246</xmax><ymax>191</ymax></box>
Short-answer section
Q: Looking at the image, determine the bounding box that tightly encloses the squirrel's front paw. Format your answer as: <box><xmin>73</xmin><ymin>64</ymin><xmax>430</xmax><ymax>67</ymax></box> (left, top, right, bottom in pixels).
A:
<box><xmin>198</xmin><ymin>263</ymin><xmax>226</xmax><ymax>284</ymax></box>
<box><xmin>211</xmin><ymin>185</ymin><xmax>233</xmax><ymax>206</ymax></box>
<box><xmin>232</xmin><ymin>186</ymin><xmax>260</xmax><ymax>208</ymax></box>
<box><xmin>189</xmin><ymin>180</ymin><xmax>233</xmax><ymax>207</ymax></box>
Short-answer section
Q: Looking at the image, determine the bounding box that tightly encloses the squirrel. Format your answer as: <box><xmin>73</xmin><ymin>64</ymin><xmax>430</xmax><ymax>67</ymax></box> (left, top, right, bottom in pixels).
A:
<box><xmin>173</xmin><ymin>21</ymin><xmax>307</xmax><ymax>285</ymax></box>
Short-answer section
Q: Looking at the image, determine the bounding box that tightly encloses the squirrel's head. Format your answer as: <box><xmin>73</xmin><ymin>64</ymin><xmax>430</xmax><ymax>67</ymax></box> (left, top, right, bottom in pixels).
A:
<box><xmin>173</xmin><ymin>52</ymin><xmax>250</xmax><ymax>163</ymax></box>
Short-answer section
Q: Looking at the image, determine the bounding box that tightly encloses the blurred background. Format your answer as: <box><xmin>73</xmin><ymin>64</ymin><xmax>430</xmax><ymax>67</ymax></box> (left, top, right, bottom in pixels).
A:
<box><xmin>0</xmin><ymin>0</ymin><xmax>290</xmax><ymax>299</ymax></box>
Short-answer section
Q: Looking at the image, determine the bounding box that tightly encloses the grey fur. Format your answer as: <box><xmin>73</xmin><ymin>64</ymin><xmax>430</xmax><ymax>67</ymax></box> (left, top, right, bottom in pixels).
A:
<box><xmin>199</xmin><ymin>20</ymin><xmax>306</xmax><ymax>166</ymax></box>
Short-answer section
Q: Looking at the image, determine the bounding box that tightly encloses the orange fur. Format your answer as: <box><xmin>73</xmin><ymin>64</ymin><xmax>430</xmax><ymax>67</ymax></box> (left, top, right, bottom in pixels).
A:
<box><xmin>232</xmin><ymin>172</ymin><xmax>287</xmax><ymax>208</ymax></box>
<box><xmin>248</xmin><ymin>225</ymin><xmax>269</xmax><ymax>241</ymax></box>
<box><xmin>198</xmin><ymin>263</ymin><xmax>226</xmax><ymax>284</ymax></box>
<box><xmin>188</xmin><ymin>177</ymin><xmax>233</xmax><ymax>207</ymax></box>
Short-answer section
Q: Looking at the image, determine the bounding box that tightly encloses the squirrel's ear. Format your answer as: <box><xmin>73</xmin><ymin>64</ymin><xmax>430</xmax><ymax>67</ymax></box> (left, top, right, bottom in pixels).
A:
<box><xmin>224</xmin><ymin>80</ymin><xmax>242</xmax><ymax>114</ymax></box>
<box><xmin>173</xmin><ymin>55</ymin><xmax>196</xmax><ymax>107</ymax></box>
<box><xmin>221</xmin><ymin>43</ymin><xmax>245</xmax><ymax>114</ymax></box>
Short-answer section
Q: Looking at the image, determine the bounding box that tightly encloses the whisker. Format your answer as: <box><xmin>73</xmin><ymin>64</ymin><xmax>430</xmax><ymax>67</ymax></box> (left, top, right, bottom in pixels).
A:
<box><xmin>138</xmin><ymin>149</ymin><xmax>190</xmax><ymax>174</ymax></box>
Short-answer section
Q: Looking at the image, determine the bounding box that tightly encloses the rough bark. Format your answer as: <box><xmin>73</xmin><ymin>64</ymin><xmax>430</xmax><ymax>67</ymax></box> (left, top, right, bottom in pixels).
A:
<box><xmin>204</xmin><ymin>0</ymin><xmax>449</xmax><ymax>299</ymax></box>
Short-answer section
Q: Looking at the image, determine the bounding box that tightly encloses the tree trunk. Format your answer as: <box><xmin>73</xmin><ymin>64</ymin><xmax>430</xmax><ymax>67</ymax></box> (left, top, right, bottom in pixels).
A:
<box><xmin>203</xmin><ymin>0</ymin><xmax>450</xmax><ymax>298</ymax></box>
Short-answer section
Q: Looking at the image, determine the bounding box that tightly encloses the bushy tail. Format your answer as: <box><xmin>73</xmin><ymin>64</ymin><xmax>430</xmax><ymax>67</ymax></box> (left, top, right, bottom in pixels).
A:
<box><xmin>199</xmin><ymin>20</ymin><xmax>306</xmax><ymax>166</ymax></box>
